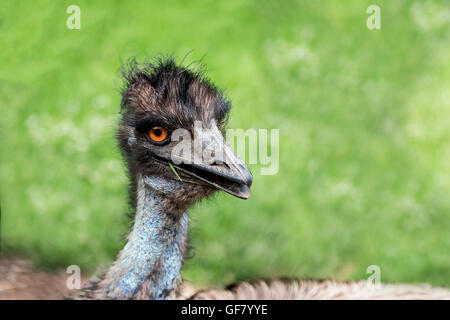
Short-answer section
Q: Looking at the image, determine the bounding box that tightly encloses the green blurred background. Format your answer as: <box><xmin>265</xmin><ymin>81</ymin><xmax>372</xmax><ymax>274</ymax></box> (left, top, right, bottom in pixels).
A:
<box><xmin>1</xmin><ymin>0</ymin><xmax>449</xmax><ymax>287</ymax></box>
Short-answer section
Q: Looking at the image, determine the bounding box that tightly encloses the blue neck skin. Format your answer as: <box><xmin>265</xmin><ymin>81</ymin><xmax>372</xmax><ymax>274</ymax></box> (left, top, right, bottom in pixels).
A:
<box><xmin>102</xmin><ymin>176</ymin><xmax>188</xmax><ymax>299</ymax></box>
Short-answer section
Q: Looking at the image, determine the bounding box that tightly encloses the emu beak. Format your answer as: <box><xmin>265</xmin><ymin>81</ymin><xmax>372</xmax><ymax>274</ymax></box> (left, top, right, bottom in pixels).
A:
<box><xmin>154</xmin><ymin>124</ymin><xmax>253</xmax><ymax>199</ymax></box>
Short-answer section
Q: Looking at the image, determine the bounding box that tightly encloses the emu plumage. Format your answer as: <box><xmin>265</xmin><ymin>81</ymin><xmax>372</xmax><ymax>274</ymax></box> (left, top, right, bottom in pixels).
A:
<box><xmin>77</xmin><ymin>58</ymin><xmax>449</xmax><ymax>300</ymax></box>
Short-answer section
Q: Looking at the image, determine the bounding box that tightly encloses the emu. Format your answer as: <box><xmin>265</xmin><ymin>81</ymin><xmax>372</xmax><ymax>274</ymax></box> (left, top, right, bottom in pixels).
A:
<box><xmin>77</xmin><ymin>58</ymin><xmax>449</xmax><ymax>300</ymax></box>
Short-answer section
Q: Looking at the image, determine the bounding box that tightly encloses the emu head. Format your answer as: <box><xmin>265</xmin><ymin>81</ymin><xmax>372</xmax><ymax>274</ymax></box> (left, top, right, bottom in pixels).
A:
<box><xmin>118</xmin><ymin>58</ymin><xmax>252</xmax><ymax>211</ymax></box>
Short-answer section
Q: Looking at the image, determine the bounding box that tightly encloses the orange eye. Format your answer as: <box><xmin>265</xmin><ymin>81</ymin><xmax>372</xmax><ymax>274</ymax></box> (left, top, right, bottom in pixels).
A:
<box><xmin>148</xmin><ymin>127</ymin><xmax>168</xmax><ymax>143</ymax></box>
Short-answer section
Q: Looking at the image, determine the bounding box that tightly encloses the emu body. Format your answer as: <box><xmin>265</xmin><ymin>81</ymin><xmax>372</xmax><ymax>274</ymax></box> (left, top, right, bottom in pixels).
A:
<box><xmin>77</xmin><ymin>58</ymin><xmax>449</xmax><ymax>300</ymax></box>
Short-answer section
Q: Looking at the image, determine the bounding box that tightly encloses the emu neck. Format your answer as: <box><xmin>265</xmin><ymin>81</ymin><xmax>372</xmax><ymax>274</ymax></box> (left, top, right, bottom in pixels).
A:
<box><xmin>101</xmin><ymin>175</ymin><xmax>188</xmax><ymax>300</ymax></box>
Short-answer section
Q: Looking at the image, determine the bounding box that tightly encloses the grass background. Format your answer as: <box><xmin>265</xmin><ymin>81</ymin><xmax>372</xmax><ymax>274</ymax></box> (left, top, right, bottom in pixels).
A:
<box><xmin>1</xmin><ymin>0</ymin><xmax>449</xmax><ymax>287</ymax></box>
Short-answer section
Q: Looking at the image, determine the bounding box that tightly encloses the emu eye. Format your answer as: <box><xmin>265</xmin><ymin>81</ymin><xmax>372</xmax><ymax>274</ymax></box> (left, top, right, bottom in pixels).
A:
<box><xmin>148</xmin><ymin>127</ymin><xmax>169</xmax><ymax>143</ymax></box>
